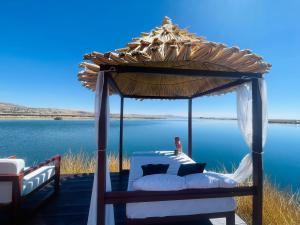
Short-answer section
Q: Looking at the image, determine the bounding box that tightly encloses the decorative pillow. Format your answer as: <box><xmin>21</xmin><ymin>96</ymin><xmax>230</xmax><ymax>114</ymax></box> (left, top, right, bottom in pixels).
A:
<box><xmin>177</xmin><ymin>163</ymin><xmax>206</xmax><ymax>177</ymax></box>
<box><xmin>141</xmin><ymin>164</ymin><xmax>169</xmax><ymax>176</ymax></box>
<box><xmin>133</xmin><ymin>174</ymin><xmax>185</xmax><ymax>191</ymax></box>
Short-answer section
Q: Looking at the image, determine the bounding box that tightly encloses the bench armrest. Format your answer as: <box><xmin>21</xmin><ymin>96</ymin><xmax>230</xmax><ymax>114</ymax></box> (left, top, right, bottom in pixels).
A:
<box><xmin>24</xmin><ymin>155</ymin><xmax>61</xmax><ymax>176</ymax></box>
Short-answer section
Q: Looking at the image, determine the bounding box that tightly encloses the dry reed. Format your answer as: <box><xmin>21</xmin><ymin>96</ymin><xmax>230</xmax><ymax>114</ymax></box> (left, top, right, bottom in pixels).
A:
<box><xmin>237</xmin><ymin>180</ymin><xmax>300</xmax><ymax>225</ymax></box>
<box><xmin>60</xmin><ymin>151</ymin><xmax>129</xmax><ymax>174</ymax></box>
<box><xmin>60</xmin><ymin>152</ymin><xmax>300</xmax><ymax>225</ymax></box>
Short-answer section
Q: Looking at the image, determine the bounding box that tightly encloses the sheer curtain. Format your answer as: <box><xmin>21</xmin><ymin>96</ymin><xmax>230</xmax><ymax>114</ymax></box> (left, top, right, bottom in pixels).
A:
<box><xmin>87</xmin><ymin>72</ymin><xmax>115</xmax><ymax>225</ymax></box>
<box><xmin>230</xmin><ymin>79</ymin><xmax>268</xmax><ymax>183</ymax></box>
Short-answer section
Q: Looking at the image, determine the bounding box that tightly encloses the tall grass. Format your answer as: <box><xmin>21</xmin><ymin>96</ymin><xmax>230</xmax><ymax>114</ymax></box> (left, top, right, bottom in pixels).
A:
<box><xmin>236</xmin><ymin>181</ymin><xmax>300</xmax><ymax>225</ymax></box>
<box><xmin>61</xmin><ymin>152</ymin><xmax>300</xmax><ymax>225</ymax></box>
<box><xmin>60</xmin><ymin>151</ymin><xmax>129</xmax><ymax>174</ymax></box>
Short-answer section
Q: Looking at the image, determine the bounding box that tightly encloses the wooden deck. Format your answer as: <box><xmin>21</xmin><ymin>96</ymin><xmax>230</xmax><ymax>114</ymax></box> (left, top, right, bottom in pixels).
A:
<box><xmin>1</xmin><ymin>172</ymin><xmax>246</xmax><ymax>225</ymax></box>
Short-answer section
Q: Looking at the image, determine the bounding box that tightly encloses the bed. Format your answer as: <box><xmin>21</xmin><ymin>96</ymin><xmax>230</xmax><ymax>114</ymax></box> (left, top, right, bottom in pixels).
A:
<box><xmin>125</xmin><ymin>151</ymin><xmax>236</xmax><ymax>224</ymax></box>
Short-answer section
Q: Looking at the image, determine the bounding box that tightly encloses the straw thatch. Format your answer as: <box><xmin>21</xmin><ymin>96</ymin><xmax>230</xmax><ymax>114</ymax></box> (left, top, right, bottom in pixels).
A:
<box><xmin>78</xmin><ymin>17</ymin><xmax>271</xmax><ymax>98</ymax></box>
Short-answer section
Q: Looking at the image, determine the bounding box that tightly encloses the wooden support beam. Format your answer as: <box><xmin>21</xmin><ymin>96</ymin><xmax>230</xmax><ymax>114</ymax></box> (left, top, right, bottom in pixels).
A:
<box><xmin>104</xmin><ymin>186</ymin><xmax>255</xmax><ymax>204</ymax></box>
<box><xmin>100</xmin><ymin>65</ymin><xmax>263</xmax><ymax>79</ymax></box>
<box><xmin>119</xmin><ymin>97</ymin><xmax>124</xmax><ymax>172</ymax></box>
<box><xmin>252</xmin><ymin>78</ymin><xmax>263</xmax><ymax>225</ymax></box>
<box><xmin>107</xmin><ymin>73</ymin><xmax>123</xmax><ymax>97</ymax></box>
<box><xmin>97</xmin><ymin>74</ymin><xmax>108</xmax><ymax>225</ymax></box>
<box><xmin>188</xmin><ymin>99</ymin><xmax>192</xmax><ymax>157</ymax></box>
<box><xmin>192</xmin><ymin>79</ymin><xmax>249</xmax><ymax>98</ymax></box>
<box><xmin>123</xmin><ymin>95</ymin><xmax>190</xmax><ymax>100</ymax></box>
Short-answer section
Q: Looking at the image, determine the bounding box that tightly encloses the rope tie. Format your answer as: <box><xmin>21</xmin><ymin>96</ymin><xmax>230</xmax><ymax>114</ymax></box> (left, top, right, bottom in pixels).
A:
<box><xmin>252</xmin><ymin>151</ymin><xmax>264</xmax><ymax>155</ymax></box>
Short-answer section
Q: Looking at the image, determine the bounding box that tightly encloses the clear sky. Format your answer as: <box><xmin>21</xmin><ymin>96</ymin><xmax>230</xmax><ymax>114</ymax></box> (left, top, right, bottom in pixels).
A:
<box><xmin>0</xmin><ymin>0</ymin><xmax>299</xmax><ymax>119</ymax></box>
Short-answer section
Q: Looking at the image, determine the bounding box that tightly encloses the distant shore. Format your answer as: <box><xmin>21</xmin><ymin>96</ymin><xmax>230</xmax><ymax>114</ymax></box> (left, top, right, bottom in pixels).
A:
<box><xmin>0</xmin><ymin>114</ymin><xmax>168</xmax><ymax>120</ymax></box>
<box><xmin>0</xmin><ymin>114</ymin><xmax>299</xmax><ymax>124</ymax></box>
<box><xmin>1</xmin><ymin>102</ymin><xmax>299</xmax><ymax>124</ymax></box>
<box><xmin>0</xmin><ymin>115</ymin><xmax>94</xmax><ymax>120</ymax></box>
<box><xmin>198</xmin><ymin>117</ymin><xmax>300</xmax><ymax>125</ymax></box>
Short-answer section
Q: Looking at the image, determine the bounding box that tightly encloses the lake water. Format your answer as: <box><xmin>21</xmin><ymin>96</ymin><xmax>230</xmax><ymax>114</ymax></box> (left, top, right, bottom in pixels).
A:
<box><xmin>0</xmin><ymin>119</ymin><xmax>299</xmax><ymax>191</ymax></box>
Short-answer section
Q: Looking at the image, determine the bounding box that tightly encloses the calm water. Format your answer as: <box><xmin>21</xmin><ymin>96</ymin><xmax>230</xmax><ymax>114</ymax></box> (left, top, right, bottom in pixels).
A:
<box><xmin>0</xmin><ymin>119</ymin><xmax>299</xmax><ymax>190</ymax></box>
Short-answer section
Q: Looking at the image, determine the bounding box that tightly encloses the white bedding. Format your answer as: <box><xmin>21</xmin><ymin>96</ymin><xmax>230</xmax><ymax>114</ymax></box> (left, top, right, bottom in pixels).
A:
<box><xmin>126</xmin><ymin>151</ymin><xmax>236</xmax><ymax>219</ymax></box>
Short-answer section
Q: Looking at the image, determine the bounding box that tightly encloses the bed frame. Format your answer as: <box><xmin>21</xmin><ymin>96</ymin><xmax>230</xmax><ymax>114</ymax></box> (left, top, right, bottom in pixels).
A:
<box><xmin>95</xmin><ymin>66</ymin><xmax>264</xmax><ymax>225</ymax></box>
<box><xmin>105</xmin><ymin>185</ymin><xmax>254</xmax><ymax>225</ymax></box>
<box><xmin>0</xmin><ymin>155</ymin><xmax>61</xmax><ymax>224</ymax></box>
<box><xmin>125</xmin><ymin>211</ymin><xmax>235</xmax><ymax>225</ymax></box>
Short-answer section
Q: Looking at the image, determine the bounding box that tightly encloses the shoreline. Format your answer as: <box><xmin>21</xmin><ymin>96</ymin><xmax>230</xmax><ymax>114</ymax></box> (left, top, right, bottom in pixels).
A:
<box><xmin>0</xmin><ymin>115</ymin><xmax>299</xmax><ymax>124</ymax></box>
<box><xmin>199</xmin><ymin>117</ymin><xmax>300</xmax><ymax>125</ymax></box>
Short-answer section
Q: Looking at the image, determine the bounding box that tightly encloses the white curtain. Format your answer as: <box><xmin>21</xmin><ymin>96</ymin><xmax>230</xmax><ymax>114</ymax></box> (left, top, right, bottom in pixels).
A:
<box><xmin>230</xmin><ymin>79</ymin><xmax>268</xmax><ymax>183</ymax></box>
<box><xmin>87</xmin><ymin>72</ymin><xmax>115</xmax><ymax>225</ymax></box>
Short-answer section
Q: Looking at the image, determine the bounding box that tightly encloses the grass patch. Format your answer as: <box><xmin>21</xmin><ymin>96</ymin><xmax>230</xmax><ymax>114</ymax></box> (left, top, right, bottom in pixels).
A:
<box><xmin>61</xmin><ymin>152</ymin><xmax>300</xmax><ymax>225</ymax></box>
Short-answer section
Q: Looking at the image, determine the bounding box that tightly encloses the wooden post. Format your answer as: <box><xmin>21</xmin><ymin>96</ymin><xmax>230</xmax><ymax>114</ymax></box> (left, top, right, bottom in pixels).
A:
<box><xmin>226</xmin><ymin>212</ymin><xmax>235</xmax><ymax>225</ymax></box>
<box><xmin>188</xmin><ymin>99</ymin><xmax>192</xmax><ymax>157</ymax></box>
<box><xmin>119</xmin><ymin>96</ymin><xmax>124</xmax><ymax>172</ymax></box>
<box><xmin>252</xmin><ymin>78</ymin><xmax>263</xmax><ymax>225</ymax></box>
<box><xmin>54</xmin><ymin>156</ymin><xmax>61</xmax><ymax>194</ymax></box>
<box><xmin>12</xmin><ymin>175</ymin><xmax>22</xmax><ymax>225</ymax></box>
<box><xmin>97</xmin><ymin>74</ymin><xmax>108</xmax><ymax>225</ymax></box>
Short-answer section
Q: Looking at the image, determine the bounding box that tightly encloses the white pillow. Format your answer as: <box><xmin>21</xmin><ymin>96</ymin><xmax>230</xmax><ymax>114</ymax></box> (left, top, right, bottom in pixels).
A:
<box><xmin>185</xmin><ymin>173</ymin><xmax>220</xmax><ymax>189</ymax></box>
<box><xmin>133</xmin><ymin>174</ymin><xmax>186</xmax><ymax>191</ymax></box>
<box><xmin>185</xmin><ymin>172</ymin><xmax>237</xmax><ymax>189</ymax></box>
<box><xmin>204</xmin><ymin>172</ymin><xmax>237</xmax><ymax>188</ymax></box>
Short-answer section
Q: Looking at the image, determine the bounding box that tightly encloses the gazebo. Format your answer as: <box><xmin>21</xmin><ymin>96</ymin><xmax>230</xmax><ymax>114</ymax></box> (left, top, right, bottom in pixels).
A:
<box><xmin>78</xmin><ymin>17</ymin><xmax>271</xmax><ymax>225</ymax></box>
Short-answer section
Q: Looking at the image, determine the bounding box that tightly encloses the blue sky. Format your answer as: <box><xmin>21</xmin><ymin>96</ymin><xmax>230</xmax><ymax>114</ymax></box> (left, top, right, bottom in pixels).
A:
<box><xmin>0</xmin><ymin>0</ymin><xmax>299</xmax><ymax>119</ymax></box>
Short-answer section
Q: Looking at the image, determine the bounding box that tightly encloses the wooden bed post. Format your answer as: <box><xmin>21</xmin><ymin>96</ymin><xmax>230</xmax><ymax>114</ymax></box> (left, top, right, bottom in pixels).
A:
<box><xmin>97</xmin><ymin>73</ymin><xmax>108</xmax><ymax>225</ymax></box>
<box><xmin>119</xmin><ymin>96</ymin><xmax>124</xmax><ymax>172</ymax></box>
<box><xmin>188</xmin><ymin>98</ymin><xmax>192</xmax><ymax>157</ymax></box>
<box><xmin>252</xmin><ymin>78</ymin><xmax>263</xmax><ymax>225</ymax></box>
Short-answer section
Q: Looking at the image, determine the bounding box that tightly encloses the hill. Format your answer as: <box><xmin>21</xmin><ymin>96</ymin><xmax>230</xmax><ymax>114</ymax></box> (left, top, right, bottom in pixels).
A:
<box><xmin>0</xmin><ymin>102</ymin><xmax>93</xmax><ymax>118</ymax></box>
<box><xmin>0</xmin><ymin>102</ymin><xmax>170</xmax><ymax>119</ymax></box>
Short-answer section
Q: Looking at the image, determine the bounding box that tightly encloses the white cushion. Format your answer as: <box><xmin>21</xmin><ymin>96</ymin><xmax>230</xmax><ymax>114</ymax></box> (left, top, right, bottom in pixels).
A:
<box><xmin>133</xmin><ymin>174</ymin><xmax>185</xmax><ymax>191</ymax></box>
<box><xmin>185</xmin><ymin>172</ymin><xmax>237</xmax><ymax>189</ymax></box>
<box><xmin>22</xmin><ymin>165</ymin><xmax>55</xmax><ymax>196</ymax></box>
<box><xmin>0</xmin><ymin>159</ymin><xmax>25</xmax><ymax>174</ymax></box>
<box><xmin>0</xmin><ymin>159</ymin><xmax>25</xmax><ymax>203</ymax></box>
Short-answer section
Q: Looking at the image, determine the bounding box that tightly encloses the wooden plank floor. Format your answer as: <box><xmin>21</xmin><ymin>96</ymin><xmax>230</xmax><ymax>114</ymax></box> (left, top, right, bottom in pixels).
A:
<box><xmin>1</xmin><ymin>172</ymin><xmax>246</xmax><ymax>225</ymax></box>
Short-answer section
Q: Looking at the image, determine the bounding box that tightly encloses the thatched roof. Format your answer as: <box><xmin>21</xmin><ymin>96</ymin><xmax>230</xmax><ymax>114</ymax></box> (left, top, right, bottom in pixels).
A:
<box><xmin>78</xmin><ymin>16</ymin><xmax>271</xmax><ymax>98</ymax></box>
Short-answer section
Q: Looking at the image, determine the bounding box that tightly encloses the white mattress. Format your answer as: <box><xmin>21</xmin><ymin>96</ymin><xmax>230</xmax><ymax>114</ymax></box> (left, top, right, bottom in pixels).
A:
<box><xmin>126</xmin><ymin>151</ymin><xmax>236</xmax><ymax>219</ymax></box>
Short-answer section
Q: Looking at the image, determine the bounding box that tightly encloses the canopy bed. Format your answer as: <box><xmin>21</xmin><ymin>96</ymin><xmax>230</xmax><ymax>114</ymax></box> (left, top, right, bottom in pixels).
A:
<box><xmin>77</xmin><ymin>17</ymin><xmax>271</xmax><ymax>225</ymax></box>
